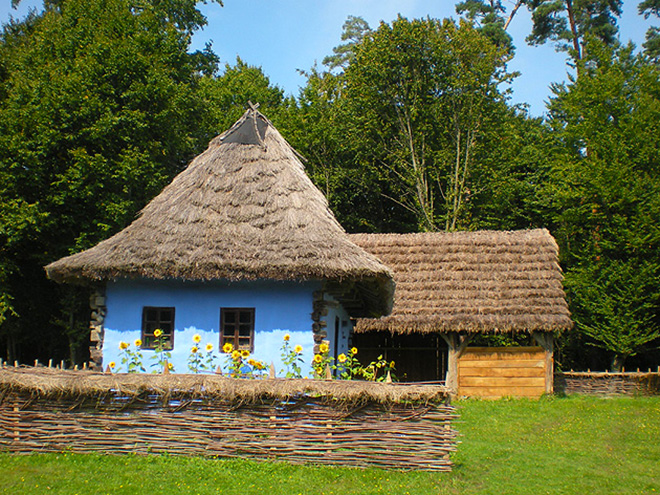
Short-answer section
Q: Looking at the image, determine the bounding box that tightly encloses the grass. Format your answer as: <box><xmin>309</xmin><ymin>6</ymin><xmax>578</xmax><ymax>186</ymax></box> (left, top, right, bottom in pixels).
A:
<box><xmin>1</xmin><ymin>395</ymin><xmax>659</xmax><ymax>494</ymax></box>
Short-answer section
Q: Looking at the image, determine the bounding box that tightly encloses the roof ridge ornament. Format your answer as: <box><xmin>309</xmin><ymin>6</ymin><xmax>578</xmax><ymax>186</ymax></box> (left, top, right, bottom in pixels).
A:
<box><xmin>218</xmin><ymin>102</ymin><xmax>268</xmax><ymax>150</ymax></box>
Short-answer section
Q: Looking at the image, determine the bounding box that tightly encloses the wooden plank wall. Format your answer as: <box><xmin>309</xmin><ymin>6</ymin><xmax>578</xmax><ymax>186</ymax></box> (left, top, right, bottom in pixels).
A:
<box><xmin>458</xmin><ymin>346</ymin><xmax>548</xmax><ymax>398</ymax></box>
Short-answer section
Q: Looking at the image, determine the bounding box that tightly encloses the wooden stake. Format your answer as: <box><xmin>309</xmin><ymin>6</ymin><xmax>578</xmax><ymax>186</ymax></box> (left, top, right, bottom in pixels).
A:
<box><xmin>162</xmin><ymin>360</ymin><xmax>170</xmax><ymax>375</ymax></box>
<box><xmin>215</xmin><ymin>366</ymin><xmax>223</xmax><ymax>375</ymax></box>
<box><xmin>269</xmin><ymin>362</ymin><xmax>276</xmax><ymax>379</ymax></box>
<box><xmin>324</xmin><ymin>364</ymin><xmax>332</xmax><ymax>380</ymax></box>
<box><xmin>385</xmin><ymin>370</ymin><xmax>392</xmax><ymax>383</ymax></box>
<box><xmin>48</xmin><ymin>359</ymin><xmax>53</xmax><ymax>368</ymax></box>
<box><xmin>104</xmin><ymin>365</ymin><xmax>112</xmax><ymax>374</ymax></box>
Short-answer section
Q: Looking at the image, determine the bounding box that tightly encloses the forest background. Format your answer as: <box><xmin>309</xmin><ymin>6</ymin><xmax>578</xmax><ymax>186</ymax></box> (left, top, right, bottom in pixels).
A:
<box><xmin>1</xmin><ymin>0</ymin><xmax>659</xmax><ymax>373</ymax></box>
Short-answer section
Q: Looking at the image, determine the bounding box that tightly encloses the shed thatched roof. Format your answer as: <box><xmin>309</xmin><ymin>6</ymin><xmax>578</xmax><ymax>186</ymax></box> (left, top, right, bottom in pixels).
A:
<box><xmin>350</xmin><ymin>229</ymin><xmax>572</xmax><ymax>334</ymax></box>
<box><xmin>45</xmin><ymin>108</ymin><xmax>393</xmax><ymax>317</ymax></box>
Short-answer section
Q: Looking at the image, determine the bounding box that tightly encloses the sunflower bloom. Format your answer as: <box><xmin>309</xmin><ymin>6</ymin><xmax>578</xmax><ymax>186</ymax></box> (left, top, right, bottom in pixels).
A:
<box><xmin>231</xmin><ymin>350</ymin><xmax>240</xmax><ymax>360</ymax></box>
<box><xmin>119</xmin><ymin>342</ymin><xmax>129</xmax><ymax>350</ymax></box>
<box><xmin>193</xmin><ymin>334</ymin><xmax>201</xmax><ymax>343</ymax></box>
<box><xmin>153</xmin><ymin>329</ymin><xmax>163</xmax><ymax>338</ymax></box>
<box><xmin>319</xmin><ymin>343</ymin><xmax>329</xmax><ymax>354</ymax></box>
<box><xmin>167</xmin><ymin>362</ymin><xmax>174</xmax><ymax>370</ymax></box>
<box><xmin>283</xmin><ymin>334</ymin><xmax>290</xmax><ymax>341</ymax></box>
<box><xmin>205</xmin><ymin>343</ymin><xmax>213</xmax><ymax>352</ymax></box>
<box><xmin>134</xmin><ymin>339</ymin><xmax>142</xmax><ymax>348</ymax></box>
<box><xmin>191</xmin><ymin>346</ymin><xmax>199</xmax><ymax>354</ymax></box>
<box><xmin>338</xmin><ymin>353</ymin><xmax>347</xmax><ymax>363</ymax></box>
<box><xmin>109</xmin><ymin>361</ymin><xmax>116</xmax><ymax>368</ymax></box>
<box><xmin>241</xmin><ymin>349</ymin><xmax>250</xmax><ymax>358</ymax></box>
<box><xmin>313</xmin><ymin>354</ymin><xmax>322</xmax><ymax>364</ymax></box>
<box><xmin>350</xmin><ymin>347</ymin><xmax>358</xmax><ymax>355</ymax></box>
<box><xmin>294</xmin><ymin>345</ymin><xmax>303</xmax><ymax>354</ymax></box>
<box><xmin>222</xmin><ymin>342</ymin><xmax>233</xmax><ymax>354</ymax></box>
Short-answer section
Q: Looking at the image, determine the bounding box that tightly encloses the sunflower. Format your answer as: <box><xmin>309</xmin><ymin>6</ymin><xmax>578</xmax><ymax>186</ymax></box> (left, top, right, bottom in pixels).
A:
<box><xmin>108</xmin><ymin>361</ymin><xmax>116</xmax><ymax>368</ymax></box>
<box><xmin>294</xmin><ymin>345</ymin><xmax>303</xmax><ymax>354</ymax></box>
<box><xmin>222</xmin><ymin>342</ymin><xmax>233</xmax><ymax>354</ymax></box>
<box><xmin>313</xmin><ymin>354</ymin><xmax>322</xmax><ymax>364</ymax></box>
<box><xmin>153</xmin><ymin>329</ymin><xmax>163</xmax><ymax>338</ymax></box>
<box><xmin>241</xmin><ymin>349</ymin><xmax>250</xmax><ymax>358</ymax></box>
<box><xmin>337</xmin><ymin>353</ymin><xmax>347</xmax><ymax>363</ymax></box>
<box><xmin>283</xmin><ymin>334</ymin><xmax>290</xmax><ymax>342</ymax></box>
<box><xmin>167</xmin><ymin>362</ymin><xmax>174</xmax><ymax>370</ymax></box>
<box><xmin>119</xmin><ymin>342</ymin><xmax>129</xmax><ymax>350</ymax></box>
<box><xmin>191</xmin><ymin>346</ymin><xmax>199</xmax><ymax>354</ymax></box>
<box><xmin>205</xmin><ymin>343</ymin><xmax>214</xmax><ymax>352</ymax></box>
<box><xmin>350</xmin><ymin>347</ymin><xmax>358</xmax><ymax>355</ymax></box>
<box><xmin>319</xmin><ymin>343</ymin><xmax>329</xmax><ymax>354</ymax></box>
<box><xmin>193</xmin><ymin>334</ymin><xmax>201</xmax><ymax>344</ymax></box>
<box><xmin>231</xmin><ymin>350</ymin><xmax>240</xmax><ymax>360</ymax></box>
<box><xmin>134</xmin><ymin>339</ymin><xmax>142</xmax><ymax>348</ymax></box>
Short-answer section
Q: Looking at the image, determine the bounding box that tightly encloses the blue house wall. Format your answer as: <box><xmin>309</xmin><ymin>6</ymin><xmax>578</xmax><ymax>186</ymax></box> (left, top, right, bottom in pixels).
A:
<box><xmin>101</xmin><ymin>278</ymin><xmax>353</xmax><ymax>376</ymax></box>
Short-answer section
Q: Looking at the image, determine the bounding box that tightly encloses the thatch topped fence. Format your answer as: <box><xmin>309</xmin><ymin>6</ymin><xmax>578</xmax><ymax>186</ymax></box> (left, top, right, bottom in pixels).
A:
<box><xmin>0</xmin><ymin>367</ymin><xmax>457</xmax><ymax>471</ymax></box>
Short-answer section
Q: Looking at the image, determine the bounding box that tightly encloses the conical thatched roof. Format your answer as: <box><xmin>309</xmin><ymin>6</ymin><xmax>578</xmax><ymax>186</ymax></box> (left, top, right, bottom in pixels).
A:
<box><xmin>350</xmin><ymin>229</ymin><xmax>572</xmax><ymax>334</ymax></box>
<box><xmin>46</xmin><ymin>108</ymin><xmax>394</xmax><ymax>317</ymax></box>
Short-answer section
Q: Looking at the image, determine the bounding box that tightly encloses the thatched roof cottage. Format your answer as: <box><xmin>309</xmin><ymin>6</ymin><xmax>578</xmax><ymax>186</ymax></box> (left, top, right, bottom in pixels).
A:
<box><xmin>46</xmin><ymin>108</ymin><xmax>394</xmax><ymax>373</ymax></box>
<box><xmin>350</xmin><ymin>230</ymin><xmax>572</xmax><ymax>397</ymax></box>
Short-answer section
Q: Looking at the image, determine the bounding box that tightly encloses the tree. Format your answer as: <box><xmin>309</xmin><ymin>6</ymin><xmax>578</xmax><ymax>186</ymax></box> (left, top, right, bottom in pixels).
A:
<box><xmin>455</xmin><ymin>0</ymin><xmax>515</xmax><ymax>51</ymax></box>
<box><xmin>545</xmin><ymin>39</ymin><xmax>660</xmax><ymax>369</ymax></box>
<box><xmin>341</xmin><ymin>16</ymin><xmax>513</xmax><ymax>231</ymax></box>
<box><xmin>457</xmin><ymin>0</ymin><xmax>623</xmax><ymax>63</ymax></box>
<box><xmin>0</xmin><ymin>0</ymin><xmax>220</xmax><ymax>364</ymax></box>
<box><xmin>322</xmin><ymin>16</ymin><xmax>372</xmax><ymax>71</ymax></box>
<box><xmin>199</xmin><ymin>57</ymin><xmax>285</xmax><ymax>135</ymax></box>
<box><xmin>639</xmin><ymin>0</ymin><xmax>660</xmax><ymax>63</ymax></box>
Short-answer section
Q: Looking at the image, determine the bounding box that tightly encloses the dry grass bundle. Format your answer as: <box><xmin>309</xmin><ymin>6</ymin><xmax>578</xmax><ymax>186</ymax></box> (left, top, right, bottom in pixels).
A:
<box><xmin>45</xmin><ymin>109</ymin><xmax>393</xmax><ymax>317</ymax></box>
<box><xmin>351</xmin><ymin>229</ymin><xmax>572</xmax><ymax>334</ymax></box>
<box><xmin>0</xmin><ymin>367</ymin><xmax>450</xmax><ymax>405</ymax></box>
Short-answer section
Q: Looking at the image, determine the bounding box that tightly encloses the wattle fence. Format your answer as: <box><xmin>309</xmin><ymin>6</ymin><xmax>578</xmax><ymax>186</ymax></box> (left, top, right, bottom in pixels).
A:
<box><xmin>555</xmin><ymin>370</ymin><xmax>660</xmax><ymax>396</ymax></box>
<box><xmin>0</xmin><ymin>366</ymin><xmax>458</xmax><ymax>471</ymax></box>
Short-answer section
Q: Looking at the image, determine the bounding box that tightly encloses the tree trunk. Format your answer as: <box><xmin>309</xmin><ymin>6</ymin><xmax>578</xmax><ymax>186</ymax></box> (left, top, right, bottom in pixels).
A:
<box><xmin>611</xmin><ymin>354</ymin><xmax>625</xmax><ymax>372</ymax></box>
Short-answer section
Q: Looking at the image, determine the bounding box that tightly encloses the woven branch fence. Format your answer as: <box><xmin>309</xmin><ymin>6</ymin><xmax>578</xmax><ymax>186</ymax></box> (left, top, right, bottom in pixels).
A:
<box><xmin>0</xmin><ymin>367</ymin><xmax>457</xmax><ymax>471</ymax></box>
<box><xmin>555</xmin><ymin>370</ymin><xmax>660</xmax><ymax>396</ymax></box>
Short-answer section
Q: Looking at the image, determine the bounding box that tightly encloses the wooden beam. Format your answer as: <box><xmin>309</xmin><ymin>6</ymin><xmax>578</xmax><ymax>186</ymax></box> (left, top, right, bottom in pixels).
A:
<box><xmin>441</xmin><ymin>333</ymin><xmax>474</xmax><ymax>395</ymax></box>
<box><xmin>532</xmin><ymin>332</ymin><xmax>554</xmax><ymax>395</ymax></box>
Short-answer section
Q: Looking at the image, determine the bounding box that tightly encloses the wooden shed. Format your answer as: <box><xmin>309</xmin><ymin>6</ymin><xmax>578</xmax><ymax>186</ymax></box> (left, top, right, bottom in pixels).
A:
<box><xmin>350</xmin><ymin>230</ymin><xmax>573</xmax><ymax>398</ymax></box>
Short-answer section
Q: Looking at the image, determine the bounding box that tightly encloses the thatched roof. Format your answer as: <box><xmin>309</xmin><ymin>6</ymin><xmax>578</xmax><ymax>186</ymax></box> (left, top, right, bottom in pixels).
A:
<box><xmin>45</xmin><ymin>108</ymin><xmax>393</xmax><ymax>317</ymax></box>
<box><xmin>0</xmin><ymin>367</ymin><xmax>450</xmax><ymax>404</ymax></box>
<box><xmin>350</xmin><ymin>229</ymin><xmax>572</xmax><ymax>334</ymax></box>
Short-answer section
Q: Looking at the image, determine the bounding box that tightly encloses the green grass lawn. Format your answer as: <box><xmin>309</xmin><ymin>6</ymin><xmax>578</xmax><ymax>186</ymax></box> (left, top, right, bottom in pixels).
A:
<box><xmin>1</xmin><ymin>395</ymin><xmax>658</xmax><ymax>495</ymax></box>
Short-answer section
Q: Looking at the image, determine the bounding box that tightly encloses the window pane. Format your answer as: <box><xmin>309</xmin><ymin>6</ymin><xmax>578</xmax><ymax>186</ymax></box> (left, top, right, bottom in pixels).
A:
<box><xmin>221</xmin><ymin>308</ymin><xmax>254</xmax><ymax>352</ymax></box>
<box><xmin>142</xmin><ymin>307</ymin><xmax>175</xmax><ymax>350</ymax></box>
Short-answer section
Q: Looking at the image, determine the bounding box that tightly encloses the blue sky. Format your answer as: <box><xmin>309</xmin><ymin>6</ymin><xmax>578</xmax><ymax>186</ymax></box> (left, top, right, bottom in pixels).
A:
<box><xmin>1</xmin><ymin>0</ymin><xmax>655</xmax><ymax>117</ymax></box>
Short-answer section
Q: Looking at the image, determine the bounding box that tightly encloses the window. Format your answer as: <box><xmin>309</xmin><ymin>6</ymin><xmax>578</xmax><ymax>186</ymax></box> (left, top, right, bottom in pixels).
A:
<box><xmin>220</xmin><ymin>308</ymin><xmax>255</xmax><ymax>352</ymax></box>
<box><xmin>141</xmin><ymin>306</ymin><xmax>175</xmax><ymax>349</ymax></box>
